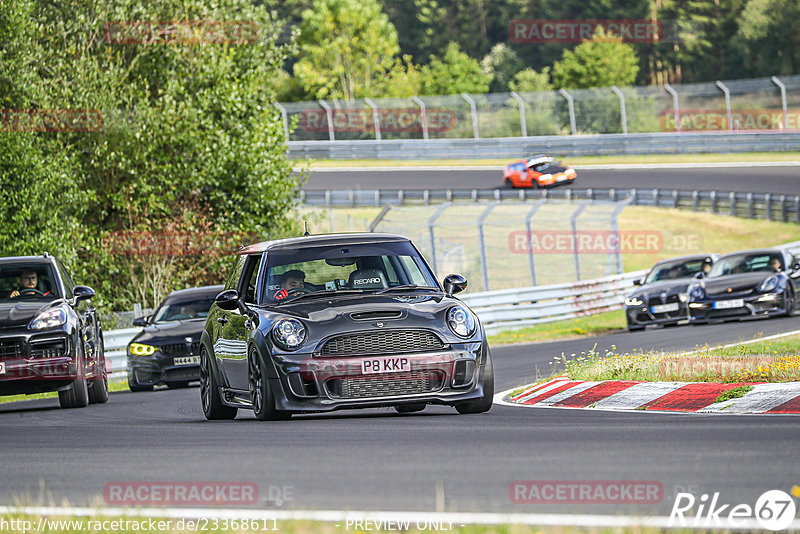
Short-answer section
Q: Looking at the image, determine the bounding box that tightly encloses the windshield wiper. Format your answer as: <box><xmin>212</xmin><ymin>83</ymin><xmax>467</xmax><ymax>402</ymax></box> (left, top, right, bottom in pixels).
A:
<box><xmin>375</xmin><ymin>285</ymin><xmax>439</xmax><ymax>294</ymax></box>
<box><xmin>277</xmin><ymin>289</ymin><xmax>365</xmax><ymax>304</ymax></box>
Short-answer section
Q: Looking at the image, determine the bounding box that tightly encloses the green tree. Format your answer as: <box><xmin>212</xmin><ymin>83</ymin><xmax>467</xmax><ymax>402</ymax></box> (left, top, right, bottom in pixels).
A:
<box><xmin>481</xmin><ymin>43</ymin><xmax>523</xmax><ymax>92</ymax></box>
<box><xmin>738</xmin><ymin>0</ymin><xmax>800</xmax><ymax>74</ymax></box>
<box><xmin>552</xmin><ymin>28</ymin><xmax>639</xmax><ymax>89</ymax></box>
<box><xmin>420</xmin><ymin>42</ymin><xmax>492</xmax><ymax>95</ymax></box>
<box><xmin>294</xmin><ymin>0</ymin><xmax>400</xmax><ymax>100</ymax></box>
<box><xmin>509</xmin><ymin>67</ymin><xmax>552</xmax><ymax>93</ymax></box>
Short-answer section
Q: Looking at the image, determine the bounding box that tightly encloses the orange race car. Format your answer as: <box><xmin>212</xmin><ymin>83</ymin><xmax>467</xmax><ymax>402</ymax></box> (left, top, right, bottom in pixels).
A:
<box><xmin>502</xmin><ymin>155</ymin><xmax>577</xmax><ymax>188</ymax></box>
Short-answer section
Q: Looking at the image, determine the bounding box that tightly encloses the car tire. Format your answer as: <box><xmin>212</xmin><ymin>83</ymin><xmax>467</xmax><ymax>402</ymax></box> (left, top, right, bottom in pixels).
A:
<box><xmin>455</xmin><ymin>351</ymin><xmax>494</xmax><ymax>415</ymax></box>
<box><xmin>248</xmin><ymin>349</ymin><xmax>291</xmax><ymax>421</ymax></box>
<box><xmin>88</xmin><ymin>334</ymin><xmax>109</xmax><ymax>404</ymax></box>
<box><xmin>504</xmin><ymin>178</ymin><xmax>513</xmax><ymax>189</ymax></box>
<box><xmin>395</xmin><ymin>403</ymin><xmax>426</xmax><ymax>413</ymax></box>
<box><xmin>59</xmin><ymin>345</ymin><xmax>90</xmax><ymax>409</ymax></box>
<box><xmin>782</xmin><ymin>286</ymin><xmax>795</xmax><ymax>317</ymax></box>
<box><xmin>200</xmin><ymin>347</ymin><xmax>237</xmax><ymax>420</ymax></box>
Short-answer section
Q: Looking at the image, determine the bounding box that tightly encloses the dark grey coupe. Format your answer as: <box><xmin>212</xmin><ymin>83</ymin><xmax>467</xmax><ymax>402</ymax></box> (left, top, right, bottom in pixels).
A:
<box><xmin>199</xmin><ymin>233</ymin><xmax>493</xmax><ymax>420</ymax></box>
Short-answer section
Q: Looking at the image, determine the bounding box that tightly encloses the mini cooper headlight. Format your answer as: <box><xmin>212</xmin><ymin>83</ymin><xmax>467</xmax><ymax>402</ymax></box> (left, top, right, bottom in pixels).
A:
<box><xmin>624</xmin><ymin>296</ymin><xmax>644</xmax><ymax>307</ymax></box>
<box><xmin>689</xmin><ymin>284</ymin><xmax>705</xmax><ymax>299</ymax></box>
<box><xmin>29</xmin><ymin>308</ymin><xmax>67</xmax><ymax>330</ymax></box>
<box><xmin>272</xmin><ymin>318</ymin><xmax>307</xmax><ymax>350</ymax></box>
<box><xmin>447</xmin><ymin>306</ymin><xmax>476</xmax><ymax>338</ymax></box>
<box><xmin>759</xmin><ymin>276</ymin><xmax>779</xmax><ymax>293</ymax></box>
<box><xmin>129</xmin><ymin>343</ymin><xmax>157</xmax><ymax>356</ymax></box>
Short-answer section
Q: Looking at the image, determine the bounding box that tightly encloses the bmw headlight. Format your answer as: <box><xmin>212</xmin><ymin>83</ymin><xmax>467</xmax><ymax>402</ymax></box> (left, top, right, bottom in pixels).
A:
<box><xmin>272</xmin><ymin>318</ymin><xmax>307</xmax><ymax>350</ymax></box>
<box><xmin>129</xmin><ymin>343</ymin><xmax>157</xmax><ymax>356</ymax></box>
<box><xmin>447</xmin><ymin>306</ymin><xmax>476</xmax><ymax>338</ymax></box>
<box><xmin>28</xmin><ymin>308</ymin><xmax>67</xmax><ymax>330</ymax></box>
<box><xmin>624</xmin><ymin>296</ymin><xmax>644</xmax><ymax>307</ymax></box>
<box><xmin>759</xmin><ymin>276</ymin><xmax>779</xmax><ymax>293</ymax></box>
<box><xmin>689</xmin><ymin>284</ymin><xmax>705</xmax><ymax>299</ymax></box>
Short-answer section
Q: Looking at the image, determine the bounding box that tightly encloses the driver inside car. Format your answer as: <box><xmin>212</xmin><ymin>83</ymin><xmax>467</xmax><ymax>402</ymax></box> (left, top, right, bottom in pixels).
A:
<box><xmin>9</xmin><ymin>270</ymin><xmax>50</xmax><ymax>298</ymax></box>
<box><xmin>273</xmin><ymin>269</ymin><xmax>310</xmax><ymax>300</ymax></box>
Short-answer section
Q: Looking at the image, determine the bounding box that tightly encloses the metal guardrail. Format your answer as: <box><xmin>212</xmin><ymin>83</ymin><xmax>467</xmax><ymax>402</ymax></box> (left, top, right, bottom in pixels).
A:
<box><xmin>301</xmin><ymin>188</ymin><xmax>800</xmax><ymax>223</ymax></box>
<box><xmin>103</xmin><ymin>327</ymin><xmax>140</xmax><ymax>379</ymax></box>
<box><xmin>461</xmin><ymin>270</ymin><xmax>647</xmax><ymax>335</ymax></box>
<box><xmin>288</xmin><ymin>132</ymin><xmax>800</xmax><ymax>159</ymax></box>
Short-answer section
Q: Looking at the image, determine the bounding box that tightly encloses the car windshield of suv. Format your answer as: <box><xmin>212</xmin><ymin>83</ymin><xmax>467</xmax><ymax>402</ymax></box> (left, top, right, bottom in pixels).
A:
<box><xmin>645</xmin><ymin>258</ymin><xmax>708</xmax><ymax>283</ymax></box>
<box><xmin>151</xmin><ymin>296</ymin><xmax>216</xmax><ymax>323</ymax></box>
<box><xmin>708</xmin><ymin>253</ymin><xmax>782</xmax><ymax>277</ymax></box>
<box><xmin>0</xmin><ymin>263</ymin><xmax>60</xmax><ymax>302</ymax></box>
<box><xmin>263</xmin><ymin>241</ymin><xmax>439</xmax><ymax>304</ymax></box>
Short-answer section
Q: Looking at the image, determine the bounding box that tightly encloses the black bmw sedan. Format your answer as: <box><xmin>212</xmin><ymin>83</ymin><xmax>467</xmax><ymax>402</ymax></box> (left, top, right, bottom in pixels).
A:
<box><xmin>624</xmin><ymin>254</ymin><xmax>717</xmax><ymax>331</ymax></box>
<box><xmin>0</xmin><ymin>254</ymin><xmax>107</xmax><ymax>408</ymax></box>
<box><xmin>687</xmin><ymin>248</ymin><xmax>799</xmax><ymax>323</ymax></box>
<box><xmin>127</xmin><ymin>285</ymin><xmax>223</xmax><ymax>391</ymax></box>
<box><xmin>199</xmin><ymin>233</ymin><xmax>493</xmax><ymax>420</ymax></box>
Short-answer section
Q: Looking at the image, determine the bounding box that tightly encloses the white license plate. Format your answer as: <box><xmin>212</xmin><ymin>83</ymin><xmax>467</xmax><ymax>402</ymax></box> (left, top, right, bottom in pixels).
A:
<box><xmin>651</xmin><ymin>303</ymin><xmax>680</xmax><ymax>314</ymax></box>
<box><xmin>713</xmin><ymin>299</ymin><xmax>744</xmax><ymax>309</ymax></box>
<box><xmin>0</xmin><ymin>362</ymin><xmax>5</xmax><ymax>375</ymax></box>
<box><xmin>174</xmin><ymin>356</ymin><xmax>200</xmax><ymax>366</ymax></box>
<box><xmin>361</xmin><ymin>356</ymin><xmax>411</xmax><ymax>375</ymax></box>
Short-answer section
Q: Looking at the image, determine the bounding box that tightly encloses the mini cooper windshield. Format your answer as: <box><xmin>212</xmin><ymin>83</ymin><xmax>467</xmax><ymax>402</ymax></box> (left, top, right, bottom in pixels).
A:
<box><xmin>264</xmin><ymin>242</ymin><xmax>439</xmax><ymax>304</ymax></box>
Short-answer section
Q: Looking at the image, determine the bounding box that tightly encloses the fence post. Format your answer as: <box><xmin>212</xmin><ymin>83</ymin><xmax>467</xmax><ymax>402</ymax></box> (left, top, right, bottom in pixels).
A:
<box><xmin>364</xmin><ymin>97</ymin><xmax>381</xmax><ymax>141</ymax></box>
<box><xmin>765</xmin><ymin>194</ymin><xmax>772</xmax><ymax>220</ymax></box>
<box><xmin>427</xmin><ymin>202</ymin><xmax>451</xmax><ymax>276</ymax></box>
<box><xmin>611</xmin><ymin>86</ymin><xmax>628</xmax><ymax>135</ymax></box>
<box><xmin>772</xmin><ymin>76</ymin><xmax>789</xmax><ymax>130</ymax></box>
<box><xmin>781</xmin><ymin>194</ymin><xmax>787</xmax><ymax>222</ymax></box>
<box><xmin>653</xmin><ymin>188</ymin><xmax>659</xmax><ymax>207</ymax></box>
<box><xmin>318</xmin><ymin>99</ymin><xmax>335</xmax><ymax>141</ymax></box>
<box><xmin>609</xmin><ymin>200</ymin><xmax>629</xmax><ymax>275</ymax></box>
<box><xmin>412</xmin><ymin>96</ymin><xmax>429</xmax><ymax>140</ymax></box>
<box><xmin>461</xmin><ymin>93</ymin><xmax>479</xmax><ymax>139</ymax></box>
<box><xmin>796</xmin><ymin>196</ymin><xmax>800</xmax><ymax>224</ymax></box>
<box><xmin>693</xmin><ymin>190</ymin><xmax>699</xmax><ymax>211</ymax></box>
<box><xmin>477</xmin><ymin>202</ymin><xmax>499</xmax><ymax>291</ymax></box>
<box><xmin>715</xmin><ymin>81</ymin><xmax>733</xmax><ymax>131</ymax></box>
<box><xmin>672</xmin><ymin>189</ymin><xmax>679</xmax><ymax>208</ymax></box>
<box><xmin>274</xmin><ymin>102</ymin><xmax>289</xmax><ymax>140</ymax></box>
<box><xmin>570</xmin><ymin>203</ymin><xmax>588</xmax><ymax>281</ymax></box>
<box><xmin>664</xmin><ymin>84</ymin><xmax>680</xmax><ymax>132</ymax></box>
<box><xmin>510</xmin><ymin>91</ymin><xmax>527</xmax><ymax>137</ymax></box>
<box><xmin>748</xmin><ymin>192</ymin><xmax>754</xmax><ymax>218</ymax></box>
<box><xmin>558</xmin><ymin>89</ymin><xmax>577</xmax><ymax>135</ymax></box>
<box><xmin>710</xmin><ymin>190</ymin><xmax>717</xmax><ymax>213</ymax></box>
<box><xmin>368</xmin><ymin>204</ymin><xmax>393</xmax><ymax>232</ymax></box>
<box><xmin>525</xmin><ymin>199</ymin><xmax>547</xmax><ymax>286</ymax></box>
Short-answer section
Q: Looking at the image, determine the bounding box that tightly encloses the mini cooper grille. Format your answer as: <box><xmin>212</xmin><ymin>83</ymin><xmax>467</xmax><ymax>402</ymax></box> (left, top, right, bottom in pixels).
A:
<box><xmin>320</xmin><ymin>330</ymin><xmax>444</xmax><ymax>356</ymax></box>
<box><xmin>160</xmin><ymin>342</ymin><xmax>201</xmax><ymax>357</ymax></box>
<box><xmin>329</xmin><ymin>371</ymin><xmax>442</xmax><ymax>399</ymax></box>
<box><xmin>0</xmin><ymin>339</ymin><xmax>23</xmax><ymax>361</ymax></box>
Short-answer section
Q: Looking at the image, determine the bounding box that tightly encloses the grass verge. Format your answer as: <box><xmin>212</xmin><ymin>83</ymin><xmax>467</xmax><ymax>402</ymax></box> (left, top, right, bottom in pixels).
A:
<box><xmin>0</xmin><ymin>380</ymin><xmax>131</xmax><ymax>405</ymax></box>
<box><xmin>296</xmin><ymin>152</ymin><xmax>800</xmax><ymax>168</ymax></box>
<box><xmin>487</xmin><ymin>309</ymin><xmax>625</xmax><ymax>346</ymax></box>
<box><xmin>553</xmin><ymin>334</ymin><xmax>800</xmax><ymax>383</ymax></box>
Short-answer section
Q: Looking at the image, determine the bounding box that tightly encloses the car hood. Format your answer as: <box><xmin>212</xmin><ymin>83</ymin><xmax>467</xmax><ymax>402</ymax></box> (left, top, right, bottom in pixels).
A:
<box><xmin>701</xmin><ymin>272</ymin><xmax>771</xmax><ymax>296</ymax></box>
<box><xmin>538</xmin><ymin>165</ymin><xmax>568</xmax><ymax>174</ymax></box>
<box><xmin>0</xmin><ymin>300</ymin><xmax>61</xmax><ymax>329</ymax></box>
<box><xmin>132</xmin><ymin>318</ymin><xmax>207</xmax><ymax>345</ymax></box>
<box><xmin>628</xmin><ymin>279</ymin><xmax>691</xmax><ymax>299</ymax></box>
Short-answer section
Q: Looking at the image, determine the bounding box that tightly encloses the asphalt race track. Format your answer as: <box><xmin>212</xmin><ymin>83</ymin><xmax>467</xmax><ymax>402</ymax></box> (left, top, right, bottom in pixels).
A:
<box><xmin>302</xmin><ymin>165</ymin><xmax>800</xmax><ymax>194</ymax></box>
<box><xmin>1</xmin><ymin>316</ymin><xmax>798</xmax><ymax>517</ymax></box>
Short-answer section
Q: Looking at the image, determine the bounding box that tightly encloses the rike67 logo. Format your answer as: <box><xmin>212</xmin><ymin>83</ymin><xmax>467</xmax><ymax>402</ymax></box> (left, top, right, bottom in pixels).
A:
<box><xmin>670</xmin><ymin>489</ymin><xmax>798</xmax><ymax>530</ymax></box>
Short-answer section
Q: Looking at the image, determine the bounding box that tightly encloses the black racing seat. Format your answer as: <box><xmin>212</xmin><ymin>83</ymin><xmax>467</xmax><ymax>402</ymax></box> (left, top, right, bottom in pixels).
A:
<box><xmin>348</xmin><ymin>269</ymin><xmax>388</xmax><ymax>290</ymax></box>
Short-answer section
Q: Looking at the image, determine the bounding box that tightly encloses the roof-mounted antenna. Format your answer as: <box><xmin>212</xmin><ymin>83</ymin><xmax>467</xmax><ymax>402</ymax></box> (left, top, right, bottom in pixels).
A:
<box><xmin>303</xmin><ymin>221</ymin><xmax>310</xmax><ymax>237</ymax></box>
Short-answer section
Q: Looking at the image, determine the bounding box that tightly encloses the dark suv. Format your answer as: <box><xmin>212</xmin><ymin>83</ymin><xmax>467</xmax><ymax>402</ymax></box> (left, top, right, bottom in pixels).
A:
<box><xmin>0</xmin><ymin>254</ymin><xmax>107</xmax><ymax>408</ymax></box>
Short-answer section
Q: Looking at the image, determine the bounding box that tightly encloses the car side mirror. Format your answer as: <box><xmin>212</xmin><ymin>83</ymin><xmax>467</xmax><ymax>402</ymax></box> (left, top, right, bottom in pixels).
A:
<box><xmin>215</xmin><ymin>289</ymin><xmax>242</xmax><ymax>311</ymax></box>
<box><xmin>633</xmin><ymin>279</ymin><xmax>642</xmax><ymax>286</ymax></box>
<box><xmin>132</xmin><ymin>316</ymin><xmax>149</xmax><ymax>327</ymax></box>
<box><xmin>443</xmin><ymin>274</ymin><xmax>467</xmax><ymax>295</ymax></box>
<box><xmin>792</xmin><ymin>263</ymin><xmax>800</xmax><ymax>273</ymax></box>
<box><xmin>694</xmin><ymin>272</ymin><xmax>705</xmax><ymax>279</ymax></box>
<box><xmin>73</xmin><ymin>285</ymin><xmax>95</xmax><ymax>302</ymax></box>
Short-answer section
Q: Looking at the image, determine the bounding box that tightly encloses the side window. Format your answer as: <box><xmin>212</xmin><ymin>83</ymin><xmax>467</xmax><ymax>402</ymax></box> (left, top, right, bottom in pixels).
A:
<box><xmin>224</xmin><ymin>256</ymin><xmax>246</xmax><ymax>291</ymax></box>
<box><xmin>381</xmin><ymin>257</ymin><xmax>400</xmax><ymax>285</ymax></box>
<box><xmin>55</xmin><ymin>259</ymin><xmax>74</xmax><ymax>296</ymax></box>
<box><xmin>239</xmin><ymin>255</ymin><xmax>263</xmax><ymax>305</ymax></box>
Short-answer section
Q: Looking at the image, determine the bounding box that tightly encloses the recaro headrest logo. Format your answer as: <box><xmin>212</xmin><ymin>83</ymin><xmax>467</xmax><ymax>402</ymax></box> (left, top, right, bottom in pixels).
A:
<box><xmin>354</xmin><ymin>278</ymin><xmax>382</xmax><ymax>285</ymax></box>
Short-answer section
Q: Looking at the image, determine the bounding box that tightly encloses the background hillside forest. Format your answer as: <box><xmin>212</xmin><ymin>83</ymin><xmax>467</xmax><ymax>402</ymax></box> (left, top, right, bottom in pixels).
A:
<box><xmin>266</xmin><ymin>0</ymin><xmax>800</xmax><ymax>101</ymax></box>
